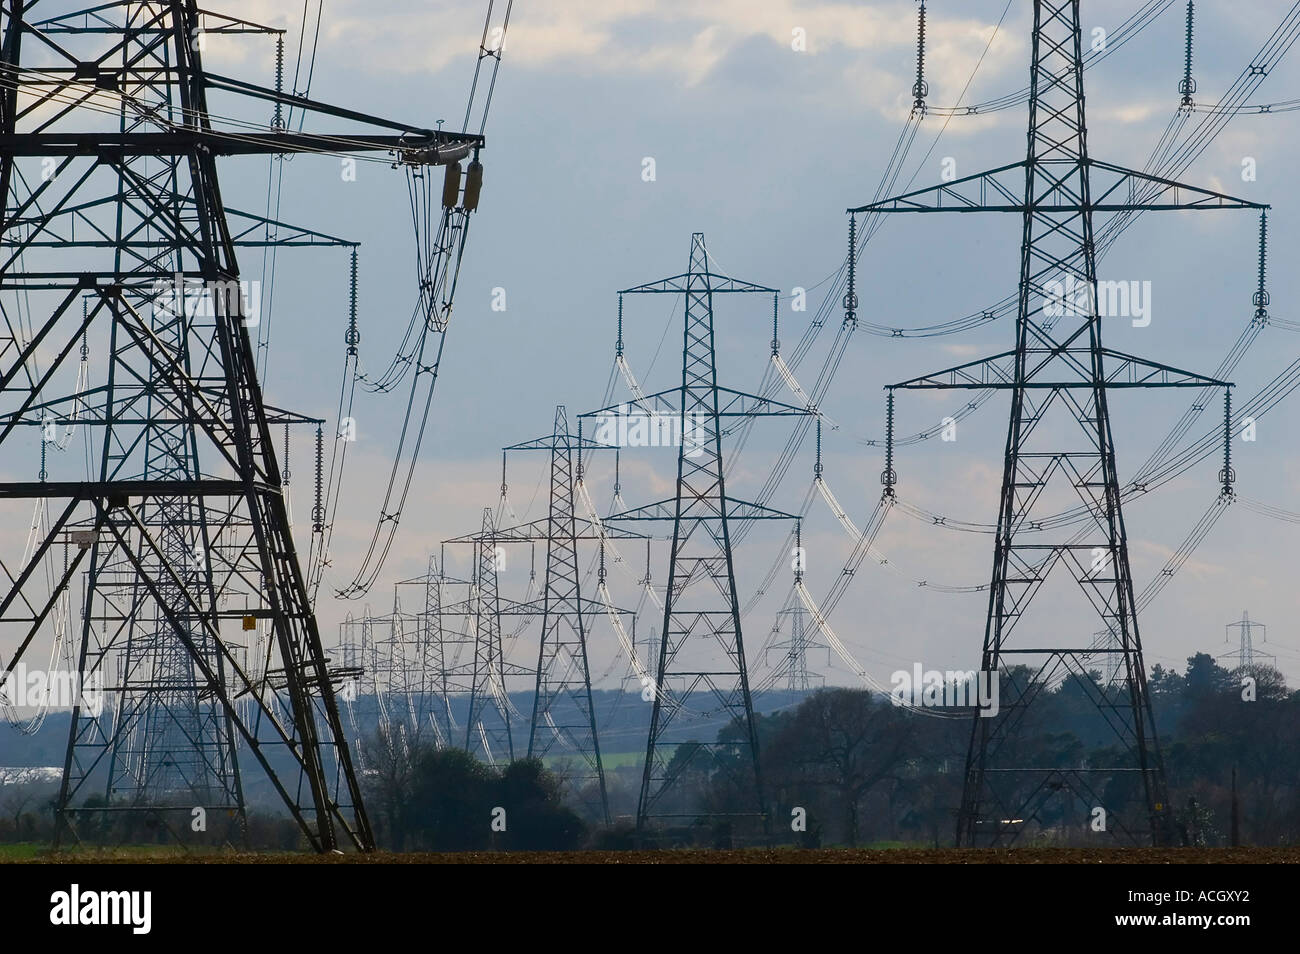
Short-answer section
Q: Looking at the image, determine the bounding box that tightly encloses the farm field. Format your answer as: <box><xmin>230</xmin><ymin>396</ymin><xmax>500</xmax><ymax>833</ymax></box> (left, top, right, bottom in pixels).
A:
<box><xmin>4</xmin><ymin>845</ymin><xmax>1298</xmax><ymax>864</ymax></box>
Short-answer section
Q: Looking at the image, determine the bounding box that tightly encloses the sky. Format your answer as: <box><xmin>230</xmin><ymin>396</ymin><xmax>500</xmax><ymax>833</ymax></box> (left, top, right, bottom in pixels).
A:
<box><xmin>9</xmin><ymin>0</ymin><xmax>1300</xmax><ymax>703</ymax></box>
<box><xmin>220</xmin><ymin>0</ymin><xmax>1300</xmax><ymax>691</ymax></box>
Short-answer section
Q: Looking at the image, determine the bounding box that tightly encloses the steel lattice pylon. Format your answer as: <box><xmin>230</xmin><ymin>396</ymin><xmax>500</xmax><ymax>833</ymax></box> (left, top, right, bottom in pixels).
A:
<box><xmin>1222</xmin><ymin>610</ymin><xmax>1274</xmax><ymax>673</ymax></box>
<box><xmin>102</xmin><ymin>232</ymin><xmax>244</xmax><ymax>832</ymax></box>
<box><xmin>0</xmin><ymin>1</ymin><xmax>480</xmax><ymax>851</ymax></box>
<box><xmin>585</xmin><ymin>233</ymin><xmax>811</xmax><ymax>831</ymax></box>
<box><xmin>408</xmin><ymin>555</ymin><xmax>474</xmax><ymax>748</ymax></box>
<box><xmin>464</xmin><ymin>507</ymin><xmax>516</xmax><ymax>763</ymax></box>
<box><xmin>512</xmin><ymin>407</ymin><xmax>616</xmax><ymax>822</ymax></box>
<box><xmin>852</xmin><ymin>0</ymin><xmax>1265</xmax><ymax>846</ymax></box>
<box><xmin>344</xmin><ymin>557</ymin><xmax>477</xmax><ymax>752</ymax></box>
<box><xmin>769</xmin><ymin>603</ymin><xmax>816</xmax><ymax>694</ymax></box>
<box><xmin>442</xmin><ymin>429</ymin><xmax>638</xmax><ymax>817</ymax></box>
<box><xmin>420</xmin><ymin>556</ymin><xmax>458</xmax><ymax>745</ymax></box>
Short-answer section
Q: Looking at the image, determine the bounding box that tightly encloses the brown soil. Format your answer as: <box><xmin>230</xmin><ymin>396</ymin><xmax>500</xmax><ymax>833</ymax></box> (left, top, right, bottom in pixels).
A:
<box><xmin>21</xmin><ymin>846</ymin><xmax>1300</xmax><ymax>863</ymax></box>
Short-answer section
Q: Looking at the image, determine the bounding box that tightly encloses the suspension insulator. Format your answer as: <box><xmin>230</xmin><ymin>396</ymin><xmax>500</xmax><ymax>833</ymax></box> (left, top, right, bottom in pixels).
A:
<box><xmin>312</xmin><ymin>424</ymin><xmax>324</xmax><ymax>532</ymax></box>
<box><xmin>1219</xmin><ymin>388</ymin><xmax>1235</xmax><ymax>495</ymax></box>
<box><xmin>1179</xmin><ymin>2</ymin><xmax>1197</xmax><ymax>105</ymax></box>
<box><xmin>1252</xmin><ymin>211</ymin><xmax>1269</xmax><ymax>317</ymax></box>
<box><xmin>771</xmin><ymin>293</ymin><xmax>780</xmax><ymax>356</ymax></box>
<box><xmin>345</xmin><ymin>248</ymin><xmax>360</xmax><ymax>354</ymax></box>
<box><xmin>814</xmin><ymin>417</ymin><xmax>824</xmax><ymax>479</ymax></box>
<box><xmin>881</xmin><ymin>391</ymin><xmax>897</xmax><ymax>494</ymax></box>
<box><xmin>844</xmin><ymin>214</ymin><xmax>858</xmax><ymax>326</ymax></box>
<box><xmin>616</xmin><ymin>294</ymin><xmax>625</xmax><ymax>359</ymax></box>
<box><xmin>282</xmin><ymin>423</ymin><xmax>291</xmax><ymax>486</ymax></box>
<box><xmin>463</xmin><ymin>159</ymin><xmax>483</xmax><ymax>212</ymax></box>
<box><xmin>912</xmin><ymin>1</ymin><xmax>928</xmax><ymax>113</ymax></box>
<box><xmin>441</xmin><ymin>160</ymin><xmax>462</xmax><ymax>209</ymax></box>
<box><xmin>274</xmin><ymin>36</ymin><xmax>285</xmax><ymax>128</ymax></box>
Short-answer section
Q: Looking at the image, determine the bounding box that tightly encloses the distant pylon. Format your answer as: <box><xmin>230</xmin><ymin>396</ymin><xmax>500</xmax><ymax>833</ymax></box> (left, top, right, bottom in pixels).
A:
<box><xmin>1086</xmin><ymin>627</ymin><xmax>1121</xmax><ymax>686</ymax></box>
<box><xmin>1221</xmin><ymin>611</ymin><xmax>1274</xmax><ymax>673</ymax></box>
<box><xmin>507</xmin><ymin>407</ymin><xmax>614</xmax><ymax>806</ymax></box>
<box><xmin>465</xmin><ymin>508</ymin><xmax>515</xmax><ymax>763</ymax></box>
<box><xmin>585</xmin><ymin>233</ymin><xmax>813</xmax><ymax>832</ymax></box>
<box><xmin>771</xmin><ymin>603</ymin><xmax>817</xmax><ymax>693</ymax></box>
<box><xmin>413</xmin><ymin>555</ymin><xmax>474</xmax><ymax>747</ymax></box>
<box><xmin>444</xmin><ymin>426</ymin><xmax>640</xmax><ymax>819</ymax></box>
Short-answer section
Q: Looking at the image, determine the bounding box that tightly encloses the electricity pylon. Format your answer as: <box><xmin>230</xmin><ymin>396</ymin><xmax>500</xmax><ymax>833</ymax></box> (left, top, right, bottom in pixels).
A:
<box><xmin>584</xmin><ymin>233</ymin><xmax>813</xmax><ymax>832</ymax></box>
<box><xmin>443</xmin><ymin>455</ymin><xmax>639</xmax><ymax>820</ymax></box>
<box><xmin>1222</xmin><ymin>611</ymin><xmax>1273</xmax><ymax>673</ymax></box>
<box><xmin>463</xmin><ymin>508</ymin><xmax>516</xmax><ymax>763</ymax></box>
<box><xmin>502</xmin><ymin>405</ymin><xmax>640</xmax><ymax>824</ymax></box>
<box><xmin>337</xmin><ymin>558</ymin><xmax>476</xmax><ymax>750</ymax></box>
<box><xmin>403</xmin><ymin>556</ymin><xmax>474</xmax><ymax>748</ymax></box>
<box><xmin>0</xmin><ymin>1</ymin><xmax>480</xmax><ymax>850</ymax></box>
<box><xmin>850</xmin><ymin>0</ymin><xmax>1264</xmax><ymax>846</ymax></box>
<box><xmin>769</xmin><ymin>603</ymin><xmax>817</xmax><ymax>693</ymax></box>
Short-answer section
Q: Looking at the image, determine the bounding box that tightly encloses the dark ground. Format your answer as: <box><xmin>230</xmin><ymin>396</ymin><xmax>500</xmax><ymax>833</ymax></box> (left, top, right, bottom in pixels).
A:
<box><xmin>10</xmin><ymin>846</ymin><xmax>1300</xmax><ymax>863</ymax></box>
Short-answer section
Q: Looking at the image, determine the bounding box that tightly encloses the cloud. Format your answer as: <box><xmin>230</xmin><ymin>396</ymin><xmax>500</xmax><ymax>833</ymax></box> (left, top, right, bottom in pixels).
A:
<box><xmin>207</xmin><ymin>1</ymin><xmax>1023</xmax><ymax>119</ymax></box>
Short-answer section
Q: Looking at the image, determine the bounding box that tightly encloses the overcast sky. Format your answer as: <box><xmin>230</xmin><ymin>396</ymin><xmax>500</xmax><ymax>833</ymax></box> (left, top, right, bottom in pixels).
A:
<box><xmin>137</xmin><ymin>1</ymin><xmax>1300</xmax><ymax>690</ymax></box>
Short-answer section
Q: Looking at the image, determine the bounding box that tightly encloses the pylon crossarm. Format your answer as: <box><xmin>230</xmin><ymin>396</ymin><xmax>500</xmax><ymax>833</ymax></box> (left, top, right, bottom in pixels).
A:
<box><xmin>31</xmin><ymin>7</ymin><xmax>282</xmax><ymax>34</ymax></box>
<box><xmin>2</xmin><ymin>194</ymin><xmax>355</xmax><ymax>252</ymax></box>
<box><xmin>204</xmin><ymin>70</ymin><xmax>478</xmax><ymax>142</ymax></box>
<box><xmin>439</xmin><ymin>593</ymin><xmax>636</xmax><ymax>621</ymax></box>
<box><xmin>0</xmin><ymin>129</ymin><xmax>470</xmax><ymax>158</ymax></box>
<box><xmin>259</xmin><ymin>404</ymin><xmax>324</xmax><ymax>425</ymax></box>
<box><xmin>579</xmin><ymin>389</ymin><xmax>682</xmax><ymax>419</ymax></box>
<box><xmin>849</xmin><ymin>157</ymin><xmax>1266</xmax><ymax>214</ymax></box>
<box><xmin>1087</xmin><ymin>159</ymin><xmax>1267</xmax><ymax>211</ymax></box>
<box><xmin>619</xmin><ymin>273</ymin><xmax>776</xmax><ymax>295</ymax></box>
<box><xmin>4</xmin><ymin>391</ymin><xmax>321</xmax><ymax>429</ymax></box>
<box><xmin>601</xmin><ymin>497</ymin><xmax>682</xmax><ymax>522</ymax></box>
<box><xmin>580</xmin><ymin>385</ymin><xmax>811</xmax><ymax>419</ymax></box>
<box><xmin>222</xmin><ymin>205</ymin><xmax>357</xmax><ymax>247</ymax></box>
<box><xmin>889</xmin><ymin>351</ymin><xmax>1017</xmax><ymax>389</ymax></box>
<box><xmin>0</xmin><ymin>478</ymin><xmax>260</xmax><ymax>499</ymax></box>
<box><xmin>849</xmin><ymin>161</ymin><xmax>1028</xmax><ymax>213</ymax></box>
<box><xmin>1099</xmin><ymin>348</ymin><xmax>1230</xmax><ymax>388</ymax></box>
<box><xmin>603</xmin><ymin>496</ymin><xmax>798</xmax><ymax>522</ymax></box>
<box><xmin>436</xmin><ymin>593</ymin><xmax>546</xmax><ymax>621</ymax></box>
<box><xmin>442</xmin><ymin>515</ymin><xmax>646</xmax><ymax>543</ymax></box>
<box><xmin>503</xmin><ymin>433</ymin><xmax>619</xmax><ymax>452</ymax></box>
<box><xmin>1</xmin><ymin>45</ymin><xmax>480</xmax><ymax>159</ymax></box>
<box><xmin>717</xmin><ymin>386</ymin><xmax>816</xmax><ymax>417</ymax></box>
<box><xmin>891</xmin><ymin>350</ymin><xmax>1230</xmax><ymax>390</ymax></box>
<box><xmin>724</xmin><ymin>498</ymin><xmax>801</xmax><ymax>521</ymax></box>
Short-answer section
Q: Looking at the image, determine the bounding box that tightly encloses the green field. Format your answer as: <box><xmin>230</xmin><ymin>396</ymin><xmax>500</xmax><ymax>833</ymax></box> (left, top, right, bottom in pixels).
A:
<box><xmin>0</xmin><ymin>842</ymin><xmax>212</xmax><ymax>862</ymax></box>
<box><xmin>542</xmin><ymin>750</ymin><xmax>642</xmax><ymax>770</ymax></box>
<box><xmin>0</xmin><ymin>843</ymin><xmax>44</xmax><ymax>861</ymax></box>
